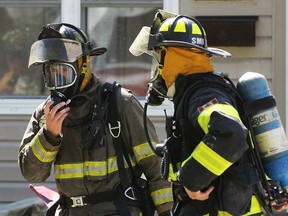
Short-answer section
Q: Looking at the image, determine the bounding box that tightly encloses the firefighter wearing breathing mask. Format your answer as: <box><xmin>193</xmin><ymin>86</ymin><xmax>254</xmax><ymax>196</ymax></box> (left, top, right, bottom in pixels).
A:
<box><xmin>128</xmin><ymin>10</ymin><xmax>284</xmax><ymax>215</ymax></box>
<box><xmin>19</xmin><ymin>23</ymin><xmax>173</xmax><ymax>216</ymax></box>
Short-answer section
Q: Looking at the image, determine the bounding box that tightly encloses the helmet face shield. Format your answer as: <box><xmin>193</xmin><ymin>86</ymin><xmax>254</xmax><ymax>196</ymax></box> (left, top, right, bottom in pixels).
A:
<box><xmin>44</xmin><ymin>62</ymin><xmax>77</xmax><ymax>90</ymax></box>
<box><xmin>129</xmin><ymin>9</ymin><xmax>177</xmax><ymax>57</ymax></box>
<box><xmin>29</xmin><ymin>23</ymin><xmax>107</xmax><ymax>68</ymax></box>
<box><xmin>28</xmin><ymin>38</ymin><xmax>84</xmax><ymax>67</ymax></box>
<box><xmin>129</xmin><ymin>26</ymin><xmax>152</xmax><ymax>57</ymax></box>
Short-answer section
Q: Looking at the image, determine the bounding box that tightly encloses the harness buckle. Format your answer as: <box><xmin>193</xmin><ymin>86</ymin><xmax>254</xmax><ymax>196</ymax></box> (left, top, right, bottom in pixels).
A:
<box><xmin>108</xmin><ymin>121</ymin><xmax>121</xmax><ymax>138</ymax></box>
<box><xmin>124</xmin><ymin>186</ymin><xmax>138</xmax><ymax>201</ymax></box>
<box><xmin>70</xmin><ymin>196</ymin><xmax>87</xmax><ymax>207</ymax></box>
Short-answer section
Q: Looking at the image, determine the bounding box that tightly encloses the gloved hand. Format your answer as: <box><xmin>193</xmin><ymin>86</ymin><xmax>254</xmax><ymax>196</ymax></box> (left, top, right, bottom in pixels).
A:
<box><xmin>272</xmin><ymin>202</ymin><xmax>288</xmax><ymax>212</ymax></box>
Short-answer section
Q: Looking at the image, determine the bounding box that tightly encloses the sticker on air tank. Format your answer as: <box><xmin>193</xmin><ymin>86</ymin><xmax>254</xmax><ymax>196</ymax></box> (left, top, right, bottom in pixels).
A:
<box><xmin>251</xmin><ymin>108</ymin><xmax>288</xmax><ymax>157</ymax></box>
<box><xmin>250</xmin><ymin>108</ymin><xmax>280</xmax><ymax>132</ymax></box>
<box><xmin>255</xmin><ymin>127</ymin><xmax>288</xmax><ymax>158</ymax></box>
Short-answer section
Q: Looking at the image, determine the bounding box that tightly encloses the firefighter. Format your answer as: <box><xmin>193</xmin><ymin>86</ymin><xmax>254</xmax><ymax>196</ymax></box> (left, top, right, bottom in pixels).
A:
<box><xmin>18</xmin><ymin>23</ymin><xmax>173</xmax><ymax>216</ymax></box>
<box><xmin>129</xmin><ymin>10</ymin><xmax>288</xmax><ymax>215</ymax></box>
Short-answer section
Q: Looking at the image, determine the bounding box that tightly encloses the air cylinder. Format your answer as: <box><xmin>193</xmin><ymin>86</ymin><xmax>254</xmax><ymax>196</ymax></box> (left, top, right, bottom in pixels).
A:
<box><xmin>237</xmin><ymin>72</ymin><xmax>288</xmax><ymax>188</ymax></box>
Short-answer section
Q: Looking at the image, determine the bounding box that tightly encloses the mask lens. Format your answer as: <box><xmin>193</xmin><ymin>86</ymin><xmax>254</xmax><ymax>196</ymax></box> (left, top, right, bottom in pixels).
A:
<box><xmin>129</xmin><ymin>26</ymin><xmax>151</xmax><ymax>56</ymax></box>
<box><xmin>44</xmin><ymin>63</ymin><xmax>77</xmax><ymax>90</ymax></box>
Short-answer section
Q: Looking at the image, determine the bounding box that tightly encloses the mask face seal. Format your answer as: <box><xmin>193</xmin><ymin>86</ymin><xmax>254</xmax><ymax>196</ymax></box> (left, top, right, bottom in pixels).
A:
<box><xmin>43</xmin><ymin>62</ymin><xmax>77</xmax><ymax>90</ymax></box>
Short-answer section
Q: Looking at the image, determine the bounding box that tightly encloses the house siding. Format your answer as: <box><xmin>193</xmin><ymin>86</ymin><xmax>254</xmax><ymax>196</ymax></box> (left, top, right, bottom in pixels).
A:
<box><xmin>180</xmin><ymin>0</ymin><xmax>286</xmax><ymax>123</ymax></box>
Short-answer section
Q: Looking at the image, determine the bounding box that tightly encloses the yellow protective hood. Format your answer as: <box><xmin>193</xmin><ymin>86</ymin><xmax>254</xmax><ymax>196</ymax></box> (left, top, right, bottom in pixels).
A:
<box><xmin>161</xmin><ymin>47</ymin><xmax>214</xmax><ymax>88</ymax></box>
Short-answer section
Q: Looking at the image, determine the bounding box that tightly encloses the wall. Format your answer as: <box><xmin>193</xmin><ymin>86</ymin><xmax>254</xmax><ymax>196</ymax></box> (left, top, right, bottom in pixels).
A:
<box><xmin>179</xmin><ymin>0</ymin><xmax>287</xmax><ymax>127</ymax></box>
<box><xmin>0</xmin><ymin>112</ymin><xmax>56</xmax><ymax>203</ymax></box>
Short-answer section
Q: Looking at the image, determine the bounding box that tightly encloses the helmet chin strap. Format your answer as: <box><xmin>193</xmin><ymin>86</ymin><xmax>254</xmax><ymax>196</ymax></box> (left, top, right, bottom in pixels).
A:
<box><xmin>79</xmin><ymin>56</ymin><xmax>93</xmax><ymax>92</ymax></box>
<box><xmin>76</xmin><ymin>57</ymin><xmax>86</xmax><ymax>93</ymax></box>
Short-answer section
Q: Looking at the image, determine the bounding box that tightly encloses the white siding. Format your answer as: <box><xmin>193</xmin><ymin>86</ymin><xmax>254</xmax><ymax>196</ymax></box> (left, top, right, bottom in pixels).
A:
<box><xmin>0</xmin><ymin>114</ymin><xmax>56</xmax><ymax>203</ymax></box>
<box><xmin>180</xmin><ymin>0</ymin><xmax>287</xmax><ymax>123</ymax></box>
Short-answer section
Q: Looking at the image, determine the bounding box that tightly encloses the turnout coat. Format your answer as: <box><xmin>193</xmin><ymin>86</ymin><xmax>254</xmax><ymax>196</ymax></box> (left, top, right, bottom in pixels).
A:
<box><xmin>170</xmin><ymin>73</ymin><xmax>262</xmax><ymax>216</ymax></box>
<box><xmin>19</xmin><ymin>75</ymin><xmax>173</xmax><ymax>215</ymax></box>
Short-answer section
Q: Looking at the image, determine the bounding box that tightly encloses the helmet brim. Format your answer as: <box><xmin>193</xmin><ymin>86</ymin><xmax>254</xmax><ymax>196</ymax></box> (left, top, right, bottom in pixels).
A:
<box><xmin>129</xmin><ymin>27</ymin><xmax>231</xmax><ymax>58</ymax></box>
<box><xmin>157</xmin><ymin>41</ymin><xmax>232</xmax><ymax>58</ymax></box>
<box><xmin>90</xmin><ymin>47</ymin><xmax>107</xmax><ymax>56</ymax></box>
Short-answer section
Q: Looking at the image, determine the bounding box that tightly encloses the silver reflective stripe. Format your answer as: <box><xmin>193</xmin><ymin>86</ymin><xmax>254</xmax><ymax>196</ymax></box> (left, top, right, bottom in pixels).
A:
<box><xmin>54</xmin><ymin>156</ymin><xmax>136</xmax><ymax>179</ymax></box>
<box><xmin>31</xmin><ymin>134</ymin><xmax>58</xmax><ymax>163</ymax></box>
<box><xmin>151</xmin><ymin>187</ymin><xmax>173</xmax><ymax>206</ymax></box>
<box><xmin>133</xmin><ymin>142</ymin><xmax>156</xmax><ymax>163</ymax></box>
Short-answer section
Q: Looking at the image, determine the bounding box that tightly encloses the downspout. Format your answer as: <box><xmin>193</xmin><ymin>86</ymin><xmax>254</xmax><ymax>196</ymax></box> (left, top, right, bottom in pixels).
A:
<box><xmin>61</xmin><ymin>0</ymin><xmax>81</xmax><ymax>27</ymax></box>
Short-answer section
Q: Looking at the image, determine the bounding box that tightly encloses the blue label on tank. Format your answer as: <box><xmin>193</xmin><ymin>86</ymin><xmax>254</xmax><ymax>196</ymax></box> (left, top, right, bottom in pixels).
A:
<box><xmin>252</xmin><ymin>120</ymin><xmax>281</xmax><ymax>135</ymax></box>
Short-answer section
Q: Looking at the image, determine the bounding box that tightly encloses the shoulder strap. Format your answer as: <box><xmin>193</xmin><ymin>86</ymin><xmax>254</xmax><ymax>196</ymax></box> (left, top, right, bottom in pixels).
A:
<box><xmin>105</xmin><ymin>82</ymin><xmax>136</xmax><ymax>215</ymax></box>
<box><xmin>106</xmin><ymin>83</ymin><xmax>139</xmax><ymax>202</ymax></box>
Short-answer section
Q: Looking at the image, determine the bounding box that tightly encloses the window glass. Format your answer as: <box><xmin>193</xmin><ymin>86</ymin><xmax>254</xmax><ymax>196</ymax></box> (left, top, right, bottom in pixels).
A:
<box><xmin>87</xmin><ymin>8</ymin><xmax>157</xmax><ymax>96</ymax></box>
<box><xmin>0</xmin><ymin>6</ymin><xmax>60</xmax><ymax>96</ymax></box>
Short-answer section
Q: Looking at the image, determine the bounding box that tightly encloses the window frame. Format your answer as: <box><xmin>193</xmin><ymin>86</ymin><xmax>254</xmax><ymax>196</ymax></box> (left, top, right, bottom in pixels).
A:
<box><xmin>0</xmin><ymin>0</ymin><xmax>60</xmax><ymax>115</ymax></box>
<box><xmin>0</xmin><ymin>0</ymin><xmax>176</xmax><ymax>116</ymax></box>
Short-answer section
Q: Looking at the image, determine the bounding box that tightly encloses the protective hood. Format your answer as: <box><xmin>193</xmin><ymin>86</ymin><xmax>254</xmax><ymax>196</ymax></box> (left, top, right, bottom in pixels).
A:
<box><xmin>161</xmin><ymin>47</ymin><xmax>214</xmax><ymax>88</ymax></box>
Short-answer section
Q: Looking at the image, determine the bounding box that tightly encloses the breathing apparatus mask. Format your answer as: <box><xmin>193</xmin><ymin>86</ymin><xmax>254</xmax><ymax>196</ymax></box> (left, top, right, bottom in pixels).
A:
<box><xmin>42</xmin><ymin>58</ymin><xmax>96</xmax><ymax>128</ymax></box>
<box><xmin>43</xmin><ymin>59</ymin><xmax>97</xmax><ymax>124</ymax></box>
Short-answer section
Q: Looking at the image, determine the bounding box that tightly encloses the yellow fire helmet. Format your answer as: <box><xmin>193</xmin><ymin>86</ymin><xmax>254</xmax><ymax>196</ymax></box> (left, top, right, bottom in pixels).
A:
<box><xmin>130</xmin><ymin>10</ymin><xmax>231</xmax><ymax>58</ymax></box>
